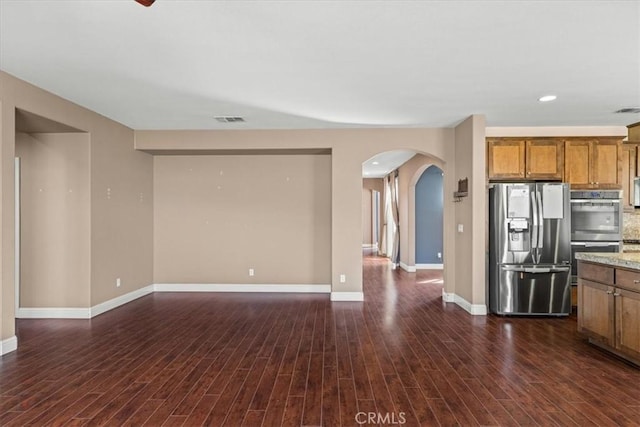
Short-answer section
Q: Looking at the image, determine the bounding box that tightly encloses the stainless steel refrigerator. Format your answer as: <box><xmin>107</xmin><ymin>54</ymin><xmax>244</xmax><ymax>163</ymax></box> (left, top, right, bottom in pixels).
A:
<box><xmin>489</xmin><ymin>182</ymin><xmax>572</xmax><ymax>315</ymax></box>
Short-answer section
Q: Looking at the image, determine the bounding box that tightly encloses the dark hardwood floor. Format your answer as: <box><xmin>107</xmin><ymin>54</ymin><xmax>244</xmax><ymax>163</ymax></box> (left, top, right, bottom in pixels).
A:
<box><xmin>1</xmin><ymin>254</ymin><xmax>640</xmax><ymax>426</ymax></box>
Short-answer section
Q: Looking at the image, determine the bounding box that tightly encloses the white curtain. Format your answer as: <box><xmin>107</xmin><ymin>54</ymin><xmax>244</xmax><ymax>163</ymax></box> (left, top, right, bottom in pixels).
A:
<box><xmin>390</xmin><ymin>171</ymin><xmax>400</xmax><ymax>268</ymax></box>
<box><xmin>380</xmin><ymin>176</ymin><xmax>390</xmax><ymax>256</ymax></box>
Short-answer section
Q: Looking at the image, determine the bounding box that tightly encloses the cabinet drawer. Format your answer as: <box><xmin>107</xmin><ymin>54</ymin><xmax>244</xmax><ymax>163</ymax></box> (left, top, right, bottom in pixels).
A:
<box><xmin>615</xmin><ymin>268</ymin><xmax>640</xmax><ymax>292</ymax></box>
<box><xmin>578</xmin><ymin>261</ymin><xmax>614</xmax><ymax>284</ymax></box>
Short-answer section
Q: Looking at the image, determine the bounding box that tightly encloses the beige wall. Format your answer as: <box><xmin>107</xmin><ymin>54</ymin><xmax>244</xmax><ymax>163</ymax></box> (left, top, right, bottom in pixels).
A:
<box><xmin>0</xmin><ymin>71</ymin><xmax>154</xmax><ymax>342</ymax></box>
<box><xmin>362</xmin><ymin>178</ymin><xmax>383</xmax><ymax>250</ymax></box>
<box><xmin>362</xmin><ymin>188</ymin><xmax>373</xmax><ymax>246</ymax></box>
<box><xmin>136</xmin><ymin>128</ymin><xmax>453</xmax><ymax>294</ymax></box>
<box><xmin>452</xmin><ymin>116</ymin><xmax>486</xmax><ymax>306</ymax></box>
<box><xmin>89</xmin><ymin>118</ymin><xmax>153</xmax><ymax>306</ymax></box>
<box><xmin>16</xmin><ymin>132</ymin><xmax>90</xmax><ymax>307</ymax></box>
<box><xmin>362</xmin><ymin>178</ymin><xmax>383</xmax><ymax>194</ymax></box>
<box><xmin>154</xmin><ymin>154</ymin><xmax>331</xmax><ymax>284</ymax></box>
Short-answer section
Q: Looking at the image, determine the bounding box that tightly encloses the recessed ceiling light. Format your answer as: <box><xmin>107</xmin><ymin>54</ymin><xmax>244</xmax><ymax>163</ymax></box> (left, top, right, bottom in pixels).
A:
<box><xmin>214</xmin><ymin>116</ymin><xmax>245</xmax><ymax>123</ymax></box>
<box><xmin>614</xmin><ymin>107</ymin><xmax>640</xmax><ymax>114</ymax></box>
<box><xmin>538</xmin><ymin>95</ymin><xmax>557</xmax><ymax>102</ymax></box>
<box><xmin>372</xmin><ymin>161</ymin><xmax>379</xmax><ymax>165</ymax></box>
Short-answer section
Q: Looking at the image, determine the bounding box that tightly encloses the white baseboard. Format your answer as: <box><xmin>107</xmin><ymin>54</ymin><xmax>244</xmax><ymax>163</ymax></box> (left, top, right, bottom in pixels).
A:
<box><xmin>16</xmin><ymin>283</ymin><xmax>331</xmax><ymax>321</ymax></box>
<box><xmin>16</xmin><ymin>307</ymin><xmax>91</xmax><ymax>319</ymax></box>
<box><xmin>17</xmin><ymin>285</ymin><xmax>154</xmax><ymax>320</ymax></box>
<box><xmin>441</xmin><ymin>290</ymin><xmax>487</xmax><ymax>315</ymax></box>
<box><xmin>362</xmin><ymin>244</ymin><xmax>377</xmax><ymax>249</ymax></box>
<box><xmin>153</xmin><ymin>283</ymin><xmax>332</xmax><ymax>293</ymax></box>
<box><xmin>91</xmin><ymin>285</ymin><xmax>154</xmax><ymax>318</ymax></box>
<box><xmin>1</xmin><ymin>335</ymin><xmax>18</xmax><ymax>355</ymax></box>
<box><xmin>399</xmin><ymin>262</ymin><xmax>416</xmax><ymax>273</ymax></box>
<box><xmin>331</xmin><ymin>292</ymin><xmax>364</xmax><ymax>301</ymax></box>
<box><xmin>416</xmin><ymin>263</ymin><xmax>444</xmax><ymax>270</ymax></box>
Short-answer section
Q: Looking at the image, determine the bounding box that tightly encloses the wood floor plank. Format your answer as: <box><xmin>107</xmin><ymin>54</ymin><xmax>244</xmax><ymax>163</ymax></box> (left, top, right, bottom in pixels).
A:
<box><xmin>403</xmin><ymin>387</ymin><xmax>439</xmax><ymax>426</ymax></box>
<box><xmin>182</xmin><ymin>394</ymin><xmax>220</xmax><ymax>426</ymax></box>
<box><xmin>241</xmin><ymin>409</ymin><xmax>266</xmax><ymax>427</ymax></box>
<box><xmin>338</xmin><ymin>378</ymin><xmax>358</xmax><ymax>425</ymax></box>
<box><xmin>281</xmin><ymin>396</ymin><xmax>304</xmax><ymax>426</ymax></box>
<box><xmin>120</xmin><ymin>399</ymin><xmax>165</xmax><ymax>427</ymax></box>
<box><xmin>301</xmin><ymin>352</ymin><xmax>324</xmax><ymax>426</ymax></box>
<box><xmin>1</xmin><ymin>253</ymin><xmax>640</xmax><ymax>426</ymax></box>
<box><xmin>223</xmin><ymin>357</ymin><xmax>269</xmax><ymax>426</ymax></box>
<box><xmin>321</xmin><ymin>364</ymin><xmax>341</xmax><ymax>427</ymax></box>
<box><xmin>261</xmin><ymin>374</ymin><xmax>292</xmax><ymax>427</ymax></box>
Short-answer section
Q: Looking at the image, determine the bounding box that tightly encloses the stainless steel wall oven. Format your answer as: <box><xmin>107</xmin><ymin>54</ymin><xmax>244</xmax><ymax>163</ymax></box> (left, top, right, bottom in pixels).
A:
<box><xmin>570</xmin><ymin>190</ymin><xmax>622</xmax><ymax>281</ymax></box>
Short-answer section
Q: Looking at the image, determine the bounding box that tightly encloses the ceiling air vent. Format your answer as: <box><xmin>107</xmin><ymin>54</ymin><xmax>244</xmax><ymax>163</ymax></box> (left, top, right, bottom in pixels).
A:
<box><xmin>614</xmin><ymin>108</ymin><xmax>640</xmax><ymax>114</ymax></box>
<box><xmin>214</xmin><ymin>116</ymin><xmax>245</xmax><ymax>123</ymax></box>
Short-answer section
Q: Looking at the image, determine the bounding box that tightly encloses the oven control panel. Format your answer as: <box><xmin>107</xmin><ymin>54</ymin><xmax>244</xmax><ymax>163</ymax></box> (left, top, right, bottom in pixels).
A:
<box><xmin>570</xmin><ymin>190</ymin><xmax>621</xmax><ymax>199</ymax></box>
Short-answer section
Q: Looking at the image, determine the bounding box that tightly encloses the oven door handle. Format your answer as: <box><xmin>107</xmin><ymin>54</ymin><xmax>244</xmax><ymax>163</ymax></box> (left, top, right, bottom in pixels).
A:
<box><xmin>571</xmin><ymin>242</ymin><xmax>620</xmax><ymax>247</ymax></box>
<box><xmin>502</xmin><ymin>266</ymin><xmax>570</xmax><ymax>274</ymax></box>
<box><xmin>570</xmin><ymin>199</ymin><xmax>620</xmax><ymax>204</ymax></box>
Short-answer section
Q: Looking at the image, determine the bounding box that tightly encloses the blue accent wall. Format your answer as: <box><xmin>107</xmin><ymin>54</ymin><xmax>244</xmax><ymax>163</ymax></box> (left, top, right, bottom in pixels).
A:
<box><xmin>415</xmin><ymin>166</ymin><xmax>443</xmax><ymax>264</ymax></box>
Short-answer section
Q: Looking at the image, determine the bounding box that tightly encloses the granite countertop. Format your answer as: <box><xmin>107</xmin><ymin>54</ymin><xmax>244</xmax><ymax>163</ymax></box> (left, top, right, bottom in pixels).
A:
<box><xmin>575</xmin><ymin>252</ymin><xmax>640</xmax><ymax>270</ymax></box>
<box><xmin>624</xmin><ymin>244</ymin><xmax>640</xmax><ymax>253</ymax></box>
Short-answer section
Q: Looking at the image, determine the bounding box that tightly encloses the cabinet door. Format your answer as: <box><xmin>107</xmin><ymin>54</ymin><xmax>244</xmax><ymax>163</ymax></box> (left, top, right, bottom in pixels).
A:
<box><xmin>565</xmin><ymin>140</ymin><xmax>592</xmax><ymax>187</ymax></box>
<box><xmin>620</xmin><ymin>144</ymin><xmax>637</xmax><ymax>210</ymax></box>
<box><xmin>615</xmin><ymin>288</ymin><xmax>640</xmax><ymax>362</ymax></box>
<box><xmin>526</xmin><ymin>139</ymin><xmax>564</xmax><ymax>180</ymax></box>
<box><xmin>578</xmin><ymin>279</ymin><xmax>614</xmax><ymax>346</ymax></box>
<box><xmin>591</xmin><ymin>140</ymin><xmax>621</xmax><ymax>188</ymax></box>
<box><xmin>487</xmin><ymin>139</ymin><xmax>525</xmax><ymax>180</ymax></box>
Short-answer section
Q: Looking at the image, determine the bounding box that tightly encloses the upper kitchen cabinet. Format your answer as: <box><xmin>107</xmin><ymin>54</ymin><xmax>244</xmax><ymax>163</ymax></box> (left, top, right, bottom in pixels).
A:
<box><xmin>525</xmin><ymin>139</ymin><xmax>564</xmax><ymax>180</ymax></box>
<box><xmin>628</xmin><ymin>121</ymin><xmax>640</xmax><ymax>142</ymax></box>
<box><xmin>620</xmin><ymin>143</ymin><xmax>638</xmax><ymax>211</ymax></box>
<box><xmin>564</xmin><ymin>138</ymin><xmax>622</xmax><ymax>189</ymax></box>
<box><xmin>487</xmin><ymin>138</ymin><xmax>563</xmax><ymax>181</ymax></box>
<box><xmin>487</xmin><ymin>139</ymin><xmax>525</xmax><ymax>180</ymax></box>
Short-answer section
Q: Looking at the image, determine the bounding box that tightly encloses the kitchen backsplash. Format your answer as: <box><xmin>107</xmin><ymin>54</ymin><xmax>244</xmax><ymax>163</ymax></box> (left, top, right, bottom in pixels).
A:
<box><xmin>623</xmin><ymin>211</ymin><xmax>640</xmax><ymax>241</ymax></box>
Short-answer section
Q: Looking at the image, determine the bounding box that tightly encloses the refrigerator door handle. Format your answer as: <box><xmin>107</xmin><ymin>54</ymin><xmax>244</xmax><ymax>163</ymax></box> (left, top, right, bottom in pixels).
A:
<box><xmin>531</xmin><ymin>190</ymin><xmax>538</xmax><ymax>249</ymax></box>
<box><xmin>537</xmin><ymin>189</ymin><xmax>544</xmax><ymax>249</ymax></box>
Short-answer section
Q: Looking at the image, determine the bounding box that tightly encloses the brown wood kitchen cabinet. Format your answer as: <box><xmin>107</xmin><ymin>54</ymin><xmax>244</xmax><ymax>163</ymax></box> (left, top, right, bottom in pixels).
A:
<box><xmin>577</xmin><ymin>260</ymin><xmax>640</xmax><ymax>365</ymax></box>
<box><xmin>620</xmin><ymin>143</ymin><xmax>638</xmax><ymax>210</ymax></box>
<box><xmin>487</xmin><ymin>139</ymin><xmax>525</xmax><ymax>180</ymax></box>
<box><xmin>564</xmin><ymin>138</ymin><xmax>622</xmax><ymax>189</ymax></box>
<box><xmin>487</xmin><ymin>138</ymin><xmax>563</xmax><ymax>181</ymax></box>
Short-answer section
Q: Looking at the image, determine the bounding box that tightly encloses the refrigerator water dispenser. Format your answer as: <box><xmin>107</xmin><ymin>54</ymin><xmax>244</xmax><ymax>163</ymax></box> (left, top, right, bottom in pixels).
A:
<box><xmin>508</xmin><ymin>219</ymin><xmax>530</xmax><ymax>252</ymax></box>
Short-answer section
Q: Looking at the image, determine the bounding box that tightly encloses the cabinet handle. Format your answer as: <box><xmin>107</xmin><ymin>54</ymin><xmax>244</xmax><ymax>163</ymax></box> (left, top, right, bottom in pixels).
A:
<box><xmin>633</xmin><ymin>280</ymin><xmax>640</xmax><ymax>284</ymax></box>
<box><xmin>613</xmin><ymin>292</ymin><xmax>621</xmax><ymax>297</ymax></box>
<box><xmin>606</xmin><ymin>290</ymin><xmax>613</xmax><ymax>294</ymax></box>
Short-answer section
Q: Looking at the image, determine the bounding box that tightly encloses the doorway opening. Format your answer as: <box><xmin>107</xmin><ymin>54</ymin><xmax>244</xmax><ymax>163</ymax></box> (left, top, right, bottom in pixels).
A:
<box><xmin>14</xmin><ymin>109</ymin><xmax>90</xmax><ymax>316</ymax></box>
<box><xmin>361</xmin><ymin>151</ymin><xmax>445</xmax><ymax>300</ymax></box>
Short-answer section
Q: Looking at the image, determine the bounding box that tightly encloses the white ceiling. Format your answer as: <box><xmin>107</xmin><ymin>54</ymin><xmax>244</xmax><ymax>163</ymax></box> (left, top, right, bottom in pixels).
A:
<box><xmin>1</xmin><ymin>1</ymin><xmax>639</xmax><ymax>133</ymax></box>
<box><xmin>5</xmin><ymin>1</ymin><xmax>637</xmax><ymax>178</ymax></box>
<box><xmin>363</xmin><ymin>150</ymin><xmax>417</xmax><ymax>178</ymax></box>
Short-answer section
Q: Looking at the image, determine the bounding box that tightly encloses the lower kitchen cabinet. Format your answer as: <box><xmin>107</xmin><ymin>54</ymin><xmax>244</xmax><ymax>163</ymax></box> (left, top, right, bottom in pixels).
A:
<box><xmin>578</xmin><ymin>278</ymin><xmax>614</xmax><ymax>346</ymax></box>
<box><xmin>616</xmin><ymin>288</ymin><xmax>640</xmax><ymax>361</ymax></box>
<box><xmin>577</xmin><ymin>260</ymin><xmax>640</xmax><ymax>365</ymax></box>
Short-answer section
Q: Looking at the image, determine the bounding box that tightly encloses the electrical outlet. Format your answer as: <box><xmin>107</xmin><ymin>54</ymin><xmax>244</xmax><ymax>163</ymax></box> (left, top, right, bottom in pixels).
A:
<box><xmin>249</xmin><ymin>268</ymin><xmax>254</xmax><ymax>277</ymax></box>
<box><xmin>457</xmin><ymin>224</ymin><xmax>464</xmax><ymax>233</ymax></box>
<box><xmin>116</xmin><ymin>278</ymin><xmax>121</xmax><ymax>288</ymax></box>
<box><xmin>339</xmin><ymin>274</ymin><xmax>346</xmax><ymax>283</ymax></box>
<box><xmin>437</xmin><ymin>252</ymin><xmax>442</xmax><ymax>259</ymax></box>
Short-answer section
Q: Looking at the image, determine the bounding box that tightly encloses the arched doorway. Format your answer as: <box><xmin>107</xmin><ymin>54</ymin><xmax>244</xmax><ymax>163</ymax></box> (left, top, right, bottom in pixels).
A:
<box><xmin>361</xmin><ymin>151</ymin><xmax>445</xmax><ymax>272</ymax></box>
<box><xmin>414</xmin><ymin>165</ymin><xmax>443</xmax><ymax>269</ymax></box>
